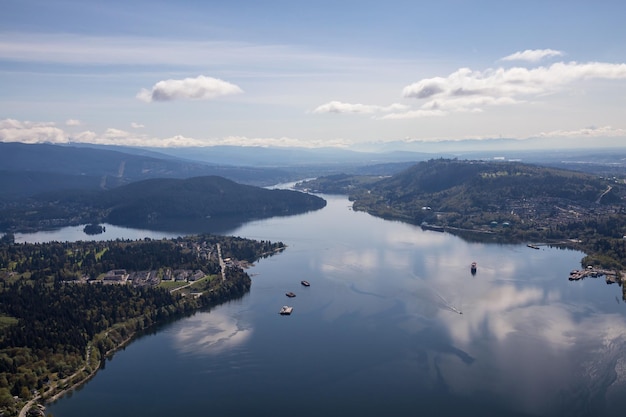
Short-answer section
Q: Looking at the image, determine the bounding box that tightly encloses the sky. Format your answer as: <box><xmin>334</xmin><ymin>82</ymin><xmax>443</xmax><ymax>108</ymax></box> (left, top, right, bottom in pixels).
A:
<box><xmin>1</xmin><ymin>0</ymin><xmax>626</xmax><ymax>151</ymax></box>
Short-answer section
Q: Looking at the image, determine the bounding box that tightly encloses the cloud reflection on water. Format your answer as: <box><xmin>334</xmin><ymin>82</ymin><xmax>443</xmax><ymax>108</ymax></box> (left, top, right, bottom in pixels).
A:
<box><xmin>172</xmin><ymin>311</ymin><xmax>252</xmax><ymax>355</ymax></box>
<box><xmin>317</xmin><ymin>228</ymin><xmax>626</xmax><ymax>415</ymax></box>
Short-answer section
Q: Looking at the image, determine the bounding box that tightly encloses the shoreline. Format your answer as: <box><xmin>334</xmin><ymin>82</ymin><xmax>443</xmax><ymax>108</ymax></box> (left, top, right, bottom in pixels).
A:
<box><xmin>18</xmin><ymin>271</ymin><xmax>252</xmax><ymax>416</ymax></box>
<box><xmin>45</xmin><ymin>333</ymin><xmax>135</xmax><ymax>405</ymax></box>
<box><xmin>19</xmin><ymin>332</ymin><xmax>137</xmax><ymax>417</ymax></box>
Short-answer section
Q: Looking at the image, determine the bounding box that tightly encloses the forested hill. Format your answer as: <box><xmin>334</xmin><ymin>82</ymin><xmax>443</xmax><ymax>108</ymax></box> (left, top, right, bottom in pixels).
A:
<box><xmin>0</xmin><ymin>176</ymin><xmax>326</xmax><ymax>232</ymax></box>
<box><xmin>363</xmin><ymin>158</ymin><xmax>617</xmax><ymax>203</ymax></box>
<box><xmin>351</xmin><ymin>158</ymin><xmax>623</xmax><ymax>226</ymax></box>
<box><xmin>98</xmin><ymin>176</ymin><xmax>326</xmax><ymax>226</ymax></box>
<box><xmin>300</xmin><ymin>158</ymin><xmax>626</xmax><ymax>268</ymax></box>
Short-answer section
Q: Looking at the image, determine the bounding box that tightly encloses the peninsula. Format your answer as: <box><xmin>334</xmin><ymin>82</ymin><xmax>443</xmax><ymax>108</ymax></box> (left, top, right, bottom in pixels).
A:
<box><xmin>0</xmin><ymin>234</ymin><xmax>285</xmax><ymax>417</ymax></box>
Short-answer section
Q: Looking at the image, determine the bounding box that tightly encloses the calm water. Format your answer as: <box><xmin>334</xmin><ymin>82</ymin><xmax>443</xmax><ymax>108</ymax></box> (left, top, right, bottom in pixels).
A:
<box><xmin>24</xmin><ymin>193</ymin><xmax>626</xmax><ymax>417</ymax></box>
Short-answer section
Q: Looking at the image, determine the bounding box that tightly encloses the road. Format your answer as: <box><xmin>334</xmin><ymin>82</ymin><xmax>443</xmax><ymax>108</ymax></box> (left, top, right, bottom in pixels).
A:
<box><xmin>216</xmin><ymin>243</ymin><xmax>226</xmax><ymax>281</ymax></box>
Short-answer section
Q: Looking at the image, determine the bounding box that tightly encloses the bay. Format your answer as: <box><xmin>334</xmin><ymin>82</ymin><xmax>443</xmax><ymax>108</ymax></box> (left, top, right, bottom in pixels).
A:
<box><xmin>29</xmin><ymin>192</ymin><xmax>626</xmax><ymax>417</ymax></box>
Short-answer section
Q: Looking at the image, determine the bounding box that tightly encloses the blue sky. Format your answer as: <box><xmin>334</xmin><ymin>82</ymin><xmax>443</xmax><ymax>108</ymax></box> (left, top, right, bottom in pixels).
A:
<box><xmin>1</xmin><ymin>0</ymin><xmax>626</xmax><ymax>150</ymax></box>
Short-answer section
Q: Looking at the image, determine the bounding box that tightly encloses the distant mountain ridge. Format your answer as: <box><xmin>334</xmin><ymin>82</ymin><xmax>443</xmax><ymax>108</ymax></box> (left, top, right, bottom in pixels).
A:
<box><xmin>3</xmin><ymin>142</ymin><xmax>626</xmax><ymax>202</ymax></box>
<box><xmin>0</xmin><ymin>143</ymin><xmax>294</xmax><ymax>199</ymax></box>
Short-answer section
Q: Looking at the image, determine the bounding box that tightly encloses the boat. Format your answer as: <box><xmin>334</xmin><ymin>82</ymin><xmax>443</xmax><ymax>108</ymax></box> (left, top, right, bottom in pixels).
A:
<box><xmin>279</xmin><ymin>306</ymin><xmax>293</xmax><ymax>315</ymax></box>
<box><xmin>301</xmin><ymin>280</ymin><xmax>310</xmax><ymax>287</ymax></box>
<box><xmin>286</xmin><ymin>292</ymin><xmax>296</xmax><ymax>298</ymax></box>
<box><xmin>527</xmin><ymin>244</ymin><xmax>540</xmax><ymax>250</ymax></box>
<box><xmin>471</xmin><ymin>262</ymin><xmax>477</xmax><ymax>274</ymax></box>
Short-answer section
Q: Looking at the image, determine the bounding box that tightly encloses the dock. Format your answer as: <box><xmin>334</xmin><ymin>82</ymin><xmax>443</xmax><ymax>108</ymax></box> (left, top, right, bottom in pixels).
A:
<box><xmin>568</xmin><ymin>267</ymin><xmax>623</xmax><ymax>284</ymax></box>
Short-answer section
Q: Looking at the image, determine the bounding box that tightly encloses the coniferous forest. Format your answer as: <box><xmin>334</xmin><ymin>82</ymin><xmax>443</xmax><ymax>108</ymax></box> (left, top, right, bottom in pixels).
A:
<box><xmin>0</xmin><ymin>234</ymin><xmax>285</xmax><ymax>416</ymax></box>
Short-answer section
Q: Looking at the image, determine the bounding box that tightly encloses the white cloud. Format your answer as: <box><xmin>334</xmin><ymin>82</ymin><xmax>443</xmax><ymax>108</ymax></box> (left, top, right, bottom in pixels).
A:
<box><xmin>137</xmin><ymin>75</ymin><xmax>243</xmax><ymax>102</ymax></box>
<box><xmin>0</xmin><ymin>33</ymin><xmax>407</xmax><ymax>77</ymax></box>
<box><xmin>312</xmin><ymin>100</ymin><xmax>409</xmax><ymax>114</ymax></box>
<box><xmin>1</xmin><ymin>119</ymin><xmax>355</xmax><ymax>148</ymax></box>
<box><xmin>536</xmin><ymin>125</ymin><xmax>626</xmax><ymax>138</ymax></box>
<box><xmin>4</xmin><ymin>118</ymin><xmax>623</xmax><ymax>150</ymax></box>
<box><xmin>400</xmin><ymin>61</ymin><xmax>626</xmax><ymax>116</ymax></box>
<box><xmin>0</xmin><ymin>119</ymin><xmax>67</xmax><ymax>144</ymax></box>
<box><xmin>501</xmin><ymin>49</ymin><xmax>564</xmax><ymax>62</ymax></box>
<box><xmin>379</xmin><ymin>109</ymin><xmax>446</xmax><ymax>119</ymax></box>
<box><xmin>0</xmin><ymin>33</ymin><xmax>289</xmax><ymax>67</ymax></box>
<box><xmin>130</xmin><ymin>122</ymin><xmax>145</xmax><ymax>129</ymax></box>
<box><xmin>65</xmin><ymin>119</ymin><xmax>81</xmax><ymax>126</ymax></box>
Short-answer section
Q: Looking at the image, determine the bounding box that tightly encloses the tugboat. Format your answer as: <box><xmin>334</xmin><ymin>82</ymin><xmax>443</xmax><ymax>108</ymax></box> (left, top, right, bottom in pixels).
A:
<box><xmin>279</xmin><ymin>306</ymin><xmax>293</xmax><ymax>315</ymax></box>
<box><xmin>301</xmin><ymin>280</ymin><xmax>310</xmax><ymax>287</ymax></box>
<box><xmin>470</xmin><ymin>262</ymin><xmax>477</xmax><ymax>274</ymax></box>
<box><xmin>286</xmin><ymin>292</ymin><xmax>296</xmax><ymax>298</ymax></box>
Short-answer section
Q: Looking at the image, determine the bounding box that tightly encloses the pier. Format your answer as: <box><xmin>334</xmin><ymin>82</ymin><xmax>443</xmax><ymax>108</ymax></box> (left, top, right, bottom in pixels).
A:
<box><xmin>568</xmin><ymin>267</ymin><xmax>623</xmax><ymax>285</ymax></box>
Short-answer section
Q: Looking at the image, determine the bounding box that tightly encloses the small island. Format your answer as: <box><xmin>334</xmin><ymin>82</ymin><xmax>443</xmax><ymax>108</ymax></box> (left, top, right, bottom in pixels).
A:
<box><xmin>83</xmin><ymin>223</ymin><xmax>105</xmax><ymax>235</ymax></box>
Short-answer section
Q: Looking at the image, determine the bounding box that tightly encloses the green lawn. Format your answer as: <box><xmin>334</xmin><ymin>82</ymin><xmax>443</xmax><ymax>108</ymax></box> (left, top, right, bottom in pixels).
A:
<box><xmin>0</xmin><ymin>315</ymin><xmax>18</xmax><ymax>330</ymax></box>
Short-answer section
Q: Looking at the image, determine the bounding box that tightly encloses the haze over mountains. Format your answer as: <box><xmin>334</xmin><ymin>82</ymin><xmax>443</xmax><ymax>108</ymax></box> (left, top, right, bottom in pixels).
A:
<box><xmin>2</xmin><ymin>142</ymin><xmax>626</xmax><ymax>201</ymax></box>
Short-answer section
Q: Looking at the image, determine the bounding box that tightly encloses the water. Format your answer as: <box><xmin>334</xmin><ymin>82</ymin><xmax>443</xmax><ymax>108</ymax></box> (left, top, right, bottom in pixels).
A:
<box><xmin>30</xmin><ymin>193</ymin><xmax>626</xmax><ymax>417</ymax></box>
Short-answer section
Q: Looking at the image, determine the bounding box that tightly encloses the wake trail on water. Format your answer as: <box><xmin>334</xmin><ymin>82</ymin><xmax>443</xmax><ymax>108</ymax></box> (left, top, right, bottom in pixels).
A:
<box><xmin>411</xmin><ymin>273</ymin><xmax>463</xmax><ymax>315</ymax></box>
<box><xmin>433</xmin><ymin>289</ymin><xmax>463</xmax><ymax>315</ymax></box>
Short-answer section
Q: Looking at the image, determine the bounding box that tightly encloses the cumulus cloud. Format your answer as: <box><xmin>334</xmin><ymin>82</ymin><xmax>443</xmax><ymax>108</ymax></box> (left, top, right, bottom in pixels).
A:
<box><xmin>0</xmin><ymin>119</ymin><xmax>67</xmax><ymax>144</ymax></box>
<box><xmin>71</xmin><ymin>128</ymin><xmax>207</xmax><ymax>147</ymax></box>
<box><xmin>501</xmin><ymin>49</ymin><xmax>564</xmax><ymax>62</ymax></box>
<box><xmin>312</xmin><ymin>100</ymin><xmax>409</xmax><ymax>114</ymax></box>
<box><xmin>136</xmin><ymin>75</ymin><xmax>243</xmax><ymax>102</ymax></box>
<box><xmin>130</xmin><ymin>122</ymin><xmax>145</xmax><ymax>129</ymax></box>
<box><xmin>394</xmin><ymin>61</ymin><xmax>626</xmax><ymax>118</ymax></box>
<box><xmin>65</xmin><ymin>119</ymin><xmax>81</xmax><ymax>126</ymax></box>
<box><xmin>310</xmin><ymin>54</ymin><xmax>626</xmax><ymax>121</ymax></box>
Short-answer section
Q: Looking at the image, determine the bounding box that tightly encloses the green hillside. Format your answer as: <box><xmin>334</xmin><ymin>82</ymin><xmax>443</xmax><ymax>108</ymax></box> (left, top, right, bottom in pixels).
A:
<box><xmin>0</xmin><ymin>176</ymin><xmax>326</xmax><ymax>232</ymax></box>
<box><xmin>302</xmin><ymin>159</ymin><xmax>626</xmax><ymax>268</ymax></box>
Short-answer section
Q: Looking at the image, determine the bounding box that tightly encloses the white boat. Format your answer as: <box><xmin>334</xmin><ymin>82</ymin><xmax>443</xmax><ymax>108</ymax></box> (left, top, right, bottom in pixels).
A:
<box><xmin>279</xmin><ymin>306</ymin><xmax>293</xmax><ymax>315</ymax></box>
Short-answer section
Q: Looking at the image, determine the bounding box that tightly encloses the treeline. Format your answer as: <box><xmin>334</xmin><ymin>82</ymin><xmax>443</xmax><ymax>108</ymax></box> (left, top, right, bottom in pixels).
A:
<box><xmin>192</xmin><ymin>234</ymin><xmax>285</xmax><ymax>262</ymax></box>
<box><xmin>0</xmin><ymin>239</ymin><xmax>218</xmax><ymax>281</ymax></box>
<box><xmin>0</xmin><ymin>235</ymin><xmax>284</xmax><ymax>281</ymax></box>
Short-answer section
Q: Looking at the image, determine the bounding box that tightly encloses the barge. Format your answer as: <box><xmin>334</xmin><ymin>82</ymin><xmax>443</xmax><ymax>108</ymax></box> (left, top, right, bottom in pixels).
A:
<box><xmin>279</xmin><ymin>306</ymin><xmax>293</xmax><ymax>315</ymax></box>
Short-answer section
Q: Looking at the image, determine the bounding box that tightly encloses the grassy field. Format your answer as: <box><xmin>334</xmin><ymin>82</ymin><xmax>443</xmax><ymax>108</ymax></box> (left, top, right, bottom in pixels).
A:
<box><xmin>0</xmin><ymin>315</ymin><xmax>18</xmax><ymax>330</ymax></box>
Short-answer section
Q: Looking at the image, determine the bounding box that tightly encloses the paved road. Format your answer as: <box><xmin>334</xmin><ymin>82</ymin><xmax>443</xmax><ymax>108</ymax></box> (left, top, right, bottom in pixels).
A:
<box><xmin>18</xmin><ymin>396</ymin><xmax>41</xmax><ymax>417</ymax></box>
<box><xmin>216</xmin><ymin>243</ymin><xmax>226</xmax><ymax>281</ymax></box>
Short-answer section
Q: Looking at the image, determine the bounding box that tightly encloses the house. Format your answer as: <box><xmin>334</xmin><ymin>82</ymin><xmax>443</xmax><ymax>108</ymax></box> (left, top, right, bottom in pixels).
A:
<box><xmin>103</xmin><ymin>269</ymin><xmax>129</xmax><ymax>283</ymax></box>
